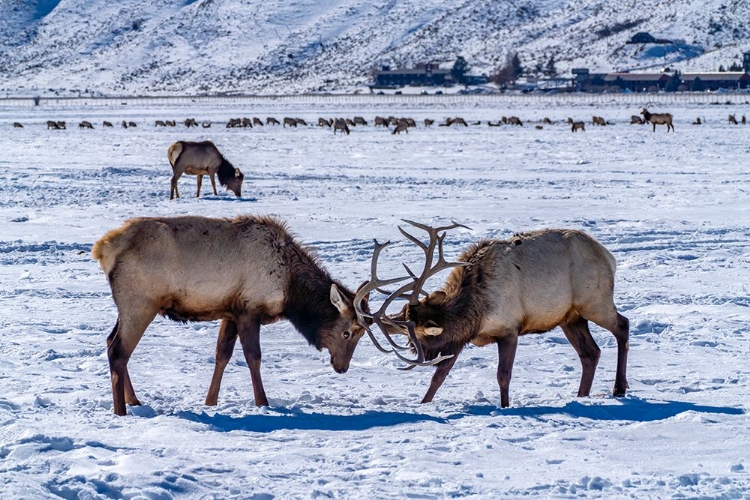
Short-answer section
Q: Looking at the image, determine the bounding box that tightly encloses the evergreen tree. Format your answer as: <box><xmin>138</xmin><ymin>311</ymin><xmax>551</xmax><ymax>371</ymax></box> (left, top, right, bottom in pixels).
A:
<box><xmin>719</xmin><ymin>65</ymin><xmax>726</xmax><ymax>72</ymax></box>
<box><xmin>512</xmin><ymin>53</ymin><xmax>524</xmax><ymax>78</ymax></box>
<box><xmin>690</xmin><ymin>77</ymin><xmax>704</xmax><ymax>92</ymax></box>
<box><xmin>665</xmin><ymin>72</ymin><xmax>682</xmax><ymax>92</ymax></box>
<box><xmin>729</xmin><ymin>62</ymin><xmax>743</xmax><ymax>72</ymax></box>
<box><xmin>451</xmin><ymin>56</ymin><xmax>470</xmax><ymax>84</ymax></box>
<box><xmin>545</xmin><ymin>55</ymin><xmax>557</xmax><ymax>77</ymax></box>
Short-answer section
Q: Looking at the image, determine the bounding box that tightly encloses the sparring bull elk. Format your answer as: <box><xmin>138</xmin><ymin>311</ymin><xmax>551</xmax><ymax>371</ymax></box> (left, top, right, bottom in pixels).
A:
<box><xmin>354</xmin><ymin>221</ymin><xmax>629</xmax><ymax>408</ymax></box>
<box><xmin>167</xmin><ymin>140</ymin><xmax>244</xmax><ymax>200</ymax></box>
<box><xmin>93</xmin><ymin>215</ymin><xmax>370</xmax><ymax>415</ymax></box>
<box><xmin>641</xmin><ymin>108</ymin><xmax>674</xmax><ymax>132</ymax></box>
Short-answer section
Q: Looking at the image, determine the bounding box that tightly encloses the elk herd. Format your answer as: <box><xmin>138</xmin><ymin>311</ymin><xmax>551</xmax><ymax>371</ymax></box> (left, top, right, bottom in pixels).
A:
<box><xmin>15</xmin><ymin>108</ymin><xmax>750</xmax><ymax>134</ymax></box>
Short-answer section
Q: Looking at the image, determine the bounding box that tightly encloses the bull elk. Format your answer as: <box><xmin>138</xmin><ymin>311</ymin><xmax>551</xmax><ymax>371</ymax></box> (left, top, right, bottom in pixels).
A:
<box><xmin>640</xmin><ymin>108</ymin><xmax>674</xmax><ymax>132</ymax></box>
<box><xmin>92</xmin><ymin>215</ymin><xmax>370</xmax><ymax>415</ymax></box>
<box><xmin>167</xmin><ymin>141</ymin><xmax>244</xmax><ymax>200</ymax></box>
<box><xmin>354</xmin><ymin>221</ymin><xmax>629</xmax><ymax>408</ymax></box>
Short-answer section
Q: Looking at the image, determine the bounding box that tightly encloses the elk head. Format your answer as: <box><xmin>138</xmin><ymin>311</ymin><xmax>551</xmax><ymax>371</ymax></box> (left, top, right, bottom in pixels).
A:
<box><xmin>353</xmin><ymin>220</ymin><xmax>470</xmax><ymax>369</ymax></box>
<box><xmin>318</xmin><ymin>284</ymin><xmax>369</xmax><ymax>373</ymax></box>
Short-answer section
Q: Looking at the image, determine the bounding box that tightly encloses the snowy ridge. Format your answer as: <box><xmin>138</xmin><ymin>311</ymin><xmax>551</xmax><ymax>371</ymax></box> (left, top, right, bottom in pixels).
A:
<box><xmin>1</xmin><ymin>0</ymin><xmax>750</xmax><ymax>95</ymax></box>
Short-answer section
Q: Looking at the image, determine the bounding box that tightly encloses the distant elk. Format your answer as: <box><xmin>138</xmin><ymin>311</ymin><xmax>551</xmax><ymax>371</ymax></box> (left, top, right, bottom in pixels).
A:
<box><xmin>167</xmin><ymin>140</ymin><xmax>244</xmax><ymax>200</ymax></box>
<box><xmin>424</xmin><ymin>119</ymin><xmax>434</xmax><ymax>127</ymax></box>
<box><xmin>318</xmin><ymin>117</ymin><xmax>332</xmax><ymax>127</ymax></box>
<box><xmin>391</xmin><ymin>121</ymin><xmax>409</xmax><ymax>135</ymax></box>
<box><xmin>79</xmin><ymin>121</ymin><xmax>94</xmax><ymax>129</ymax></box>
<box><xmin>13</xmin><ymin>122</ymin><xmax>23</xmax><ymax>128</ymax></box>
<box><xmin>630</xmin><ymin>115</ymin><xmax>645</xmax><ymax>125</ymax></box>
<box><xmin>374</xmin><ymin>116</ymin><xmax>389</xmax><ymax>127</ymax></box>
<box><xmin>353</xmin><ymin>116</ymin><xmax>368</xmax><ymax>126</ymax></box>
<box><xmin>441</xmin><ymin>117</ymin><xmax>468</xmax><ymax>127</ymax></box>
<box><xmin>241</xmin><ymin>118</ymin><xmax>252</xmax><ymax>128</ymax></box>
<box><xmin>488</xmin><ymin>121</ymin><xmax>502</xmax><ymax>127</ymax></box>
<box><xmin>165</xmin><ymin>120</ymin><xmax>176</xmax><ymax>127</ymax></box>
<box><xmin>47</xmin><ymin>120</ymin><xmax>65</xmax><ymax>130</ymax></box>
<box><xmin>692</xmin><ymin>117</ymin><xmax>702</xmax><ymax>125</ymax></box>
<box><xmin>506</xmin><ymin>116</ymin><xmax>523</xmax><ymax>126</ymax></box>
<box><xmin>345</xmin><ymin>118</ymin><xmax>356</xmax><ymax>127</ymax></box>
<box><xmin>354</xmin><ymin>221</ymin><xmax>630</xmax><ymax>408</ymax></box>
<box><xmin>543</xmin><ymin>117</ymin><xmax>553</xmax><ymax>124</ymax></box>
<box><xmin>128</xmin><ymin>121</ymin><xmax>137</xmax><ymax>128</ymax></box>
<box><xmin>121</xmin><ymin>120</ymin><xmax>128</xmax><ymax>129</ymax></box>
<box><xmin>266</xmin><ymin>117</ymin><xmax>281</xmax><ymax>126</ymax></box>
<box><xmin>226</xmin><ymin>118</ymin><xmax>241</xmax><ymax>128</ymax></box>
<box><xmin>592</xmin><ymin>116</ymin><xmax>606</xmax><ymax>126</ymax></box>
<box><xmin>295</xmin><ymin>118</ymin><xmax>308</xmax><ymax>127</ymax></box>
<box><xmin>742</xmin><ymin>115</ymin><xmax>747</xmax><ymax>125</ymax></box>
<box><xmin>568</xmin><ymin>118</ymin><xmax>585</xmax><ymax>132</ymax></box>
<box><xmin>253</xmin><ymin>117</ymin><xmax>264</xmax><ymax>126</ymax></box>
<box><xmin>728</xmin><ymin>114</ymin><xmax>738</xmax><ymax>125</ymax></box>
<box><xmin>333</xmin><ymin>118</ymin><xmax>350</xmax><ymax>135</ymax></box>
<box><xmin>92</xmin><ymin>214</ymin><xmax>370</xmax><ymax>415</ymax></box>
<box><xmin>640</xmin><ymin>108</ymin><xmax>674</xmax><ymax>132</ymax></box>
<box><xmin>184</xmin><ymin>118</ymin><xmax>198</xmax><ymax>127</ymax></box>
<box><xmin>103</xmin><ymin>121</ymin><xmax>114</xmax><ymax>127</ymax></box>
<box><xmin>155</xmin><ymin>120</ymin><xmax>167</xmax><ymax>127</ymax></box>
<box><xmin>283</xmin><ymin>117</ymin><xmax>297</xmax><ymax>128</ymax></box>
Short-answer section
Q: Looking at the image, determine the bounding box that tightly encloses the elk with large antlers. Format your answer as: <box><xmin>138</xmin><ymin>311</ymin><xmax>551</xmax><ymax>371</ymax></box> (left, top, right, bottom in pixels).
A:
<box><xmin>355</xmin><ymin>222</ymin><xmax>630</xmax><ymax>408</ymax></box>
<box><xmin>641</xmin><ymin>108</ymin><xmax>674</xmax><ymax>132</ymax></box>
<box><xmin>93</xmin><ymin>215</ymin><xmax>370</xmax><ymax>415</ymax></box>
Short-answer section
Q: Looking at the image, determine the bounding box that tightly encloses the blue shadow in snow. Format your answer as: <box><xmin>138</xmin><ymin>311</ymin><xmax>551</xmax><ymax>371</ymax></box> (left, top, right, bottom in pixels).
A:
<box><xmin>459</xmin><ymin>396</ymin><xmax>744</xmax><ymax>422</ymax></box>
<box><xmin>177</xmin><ymin>408</ymin><xmax>447</xmax><ymax>433</ymax></box>
<box><xmin>176</xmin><ymin>397</ymin><xmax>743</xmax><ymax>433</ymax></box>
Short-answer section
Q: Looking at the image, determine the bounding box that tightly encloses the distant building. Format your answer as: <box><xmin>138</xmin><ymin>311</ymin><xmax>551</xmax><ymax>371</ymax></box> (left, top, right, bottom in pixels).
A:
<box><xmin>603</xmin><ymin>72</ymin><xmax>671</xmax><ymax>91</ymax></box>
<box><xmin>744</xmin><ymin>52</ymin><xmax>750</xmax><ymax>73</ymax></box>
<box><xmin>681</xmin><ymin>72</ymin><xmax>750</xmax><ymax>90</ymax></box>
<box><xmin>372</xmin><ymin>64</ymin><xmax>453</xmax><ymax>87</ymax></box>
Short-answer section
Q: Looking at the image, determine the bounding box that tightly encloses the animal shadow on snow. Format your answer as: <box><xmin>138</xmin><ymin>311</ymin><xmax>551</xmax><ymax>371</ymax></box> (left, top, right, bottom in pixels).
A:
<box><xmin>460</xmin><ymin>396</ymin><xmax>744</xmax><ymax>422</ymax></box>
<box><xmin>177</xmin><ymin>409</ymin><xmax>447</xmax><ymax>432</ymax></box>
<box><xmin>175</xmin><ymin>396</ymin><xmax>742</xmax><ymax>432</ymax></box>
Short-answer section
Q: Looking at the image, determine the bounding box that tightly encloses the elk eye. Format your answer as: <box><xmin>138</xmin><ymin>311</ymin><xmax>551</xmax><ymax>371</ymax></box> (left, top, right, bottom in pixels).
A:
<box><xmin>343</xmin><ymin>331</ymin><xmax>351</xmax><ymax>339</ymax></box>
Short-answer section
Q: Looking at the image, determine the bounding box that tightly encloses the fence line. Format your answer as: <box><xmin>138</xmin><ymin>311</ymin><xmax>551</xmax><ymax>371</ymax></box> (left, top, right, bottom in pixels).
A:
<box><xmin>1</xmin><ymin>92</ymin><xmax>749</xmax><ymax>108</ymax></box>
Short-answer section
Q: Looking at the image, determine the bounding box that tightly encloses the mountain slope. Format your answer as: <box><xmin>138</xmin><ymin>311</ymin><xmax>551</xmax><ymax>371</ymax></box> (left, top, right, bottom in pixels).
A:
<box><xmin>1</xmin><ymin>0</ymin><xmax>748</xmax><ymax>95</ymax></box>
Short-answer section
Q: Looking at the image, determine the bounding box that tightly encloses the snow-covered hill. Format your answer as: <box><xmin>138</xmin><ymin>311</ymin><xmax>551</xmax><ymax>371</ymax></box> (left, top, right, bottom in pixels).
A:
<box><xmin>1</xmin><ymin>0</ymin><xmax>749</xmax><ymax>96</ymax></box>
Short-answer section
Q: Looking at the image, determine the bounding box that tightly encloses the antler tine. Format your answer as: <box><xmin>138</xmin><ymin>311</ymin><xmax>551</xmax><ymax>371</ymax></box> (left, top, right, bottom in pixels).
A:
<box><xmin>398</xmin><ymin>219</ymin><xmax>471</xmax><ymax>305</ymax></box>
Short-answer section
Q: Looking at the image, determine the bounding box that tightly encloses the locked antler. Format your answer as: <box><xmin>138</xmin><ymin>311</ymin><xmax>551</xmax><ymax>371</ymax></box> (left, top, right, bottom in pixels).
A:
<box><xmin>353</xmin><ymin>220</ymin><xmax>470</xmax><ymax>368</ymax></box>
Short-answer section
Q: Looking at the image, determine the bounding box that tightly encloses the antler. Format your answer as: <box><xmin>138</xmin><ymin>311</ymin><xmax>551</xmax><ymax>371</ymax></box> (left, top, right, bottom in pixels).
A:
<box><xmin>353</xmin><ymin>220</ymin><xmax>471</xmax><ymax>368</ymax></box>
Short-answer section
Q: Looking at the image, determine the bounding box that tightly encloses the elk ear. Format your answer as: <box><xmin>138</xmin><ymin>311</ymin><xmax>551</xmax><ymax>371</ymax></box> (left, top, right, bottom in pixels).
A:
<box><xmin>330</xmin><ymin>284</ymin><xmax>349</xmax><ymax>315</ymax></box>
<box><xmin>426</xmin><ymin>291</ymin><xmax>448</xmax><ymax>305</ymax></box>
<box><xmin>423</xmin><ymin>320</ymin><xmax>443</xmax><ymax>336</ymax></box>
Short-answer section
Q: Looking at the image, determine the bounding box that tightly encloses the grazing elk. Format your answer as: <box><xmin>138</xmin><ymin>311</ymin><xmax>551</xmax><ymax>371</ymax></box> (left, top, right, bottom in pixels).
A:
<box><xmin>630</xmin><ymin>115</ymin><xmax>645</xmax><ymax>125</ymax></box>
<box><xmin>47</xmin><ymin>120</ymin><xmax>61</xmax><ymax>129</ymax></box>
<box><xmin>729</xmin><ymin>114</ymin><xmax>738</xmax><ymax>125</ymax></box>
<box><xmin>253</xmin><ymin>117</ymin><xmax>264</xmax><ymax>127</ymax></box>
<box><xmin>353</xmin><ymin>116</ymin><xmax>368</xmax><ymax>126</ymax></box>
<box><xmin>267</xmin><ymin>117</ymin><xmax>280</xmax><ymax>126</ymax></box>
<box><xmin>167</xmin><ymin>140</ymin><xmax>244</xmax><ymax>200</ymax></box>
<box><xmin>13</xmin><ymin>122</ymin><xmax>23</xmax><ymax>128</ymax></box>
<box><xmin>333</xmin><ymin>119</ymin><xmax>350</xmax><ymax>135</ymax></box>
<box><xmin>155</xmin><ymin>120</ymin><xmax>167</xmax><ymax>127</ymax></box>
<box><xmin>184</xmin><ymin>118</ymin><xmax>198</xmax><ymax>127</ymax></box>
<box><xmin>568</xmin><ymin>118</ymin><xmax>585</xmax><ymax>132</ymax></box>
<box><xmin>592</xmin><ymin>116</ymin><xmax>606</xmax><ymax>126</ymax></box>
<box><xmin>92</xmin><ymin>214</ymin><xmax>370</xmax><ymax>415</ymax></box>
<box><xmin>103</xmin><ymin>121</ymin><xmax>114</xmax><ymax>127</ymax></box>
<box><xmin>318</xmin><ymin>117</ymin><xmax>332</xmax><ymax>127</ymax></box>
<box><xmin>241</xmin><ymin>118</ymin><xmax>253</xmax><ymax>128</ymax></box>
<box><xmin>283</xmin><ymin>117</ymin><xmax>297</xmax><ymax>128</ymax></box>
<box><xmin>79</xmin><ymin>121</ymin><xmax>94</xmax><ymax>129</ymax></box>
<box><xmin>354</xmin><ymin>221</ymin><xmax>629</xmax><ymax>408</ymax></box>
<box><xmin>391</xmin><ymin>121</ymin><xmax>409</xmax><ymax>135</ymax></box>
<box><xmin>166</xmin><ymin>120</ymin><xmax>176</xmax><ymax>127</ymax></box>
<box><xmin>226</xmin><ymin>118</ymin><xmax>242</xmax><ymax>128</ymax></box>
<box><xmin>374</xmin><ymin>116</ymin><xmax>389</xmax><ymax>127</ymax></box>
<box><xmin>640</xmin><ymin>108</ymin><xmax>674</xmax><ymax>132</ymax></box>
<box><xmin>507</xmin><ymin>116</ymin><xmax>523</xmax><ymax>126</ymax></box>
<box><xmin>295</xmin><ymin>118</ymin><xmax>308</xmax><ymax>127</ymax></box>
<box><xmin>424</xmin><ymin>119</ymin><xmax>434</xmax><ymax>127</ymax></box>
<box><xmin>128</xmin><ymin>121</ymin><xmax>137</xmax><ymax>128</ymax></box>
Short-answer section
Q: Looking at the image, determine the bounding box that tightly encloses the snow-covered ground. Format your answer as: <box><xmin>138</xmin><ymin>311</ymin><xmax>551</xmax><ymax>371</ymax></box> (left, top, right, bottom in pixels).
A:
<box><xmin>1</xmin><ymin>97</ymin><xmax>749</xmax><ymax>498</ymax></box>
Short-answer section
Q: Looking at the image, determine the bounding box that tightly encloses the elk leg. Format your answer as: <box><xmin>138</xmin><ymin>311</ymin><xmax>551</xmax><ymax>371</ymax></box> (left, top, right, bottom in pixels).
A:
<box><xmin>205</xmin><ymin>319</ymin><xmax>239</xmax><ymax>406</ymax></box>
<box><xmin>237</xmin><ymin>315</ymin><xmax>268</xmax><ymax>406</ymax></box>
<box><xmin>107</xmin><ymin>307</ymin><xmax>157</xmax><ymax>416</ymax></box>
<box><xmin>584</xmin><ymin>309</ymin><xmax>630</xmax><ymax>397</ymax></box>
<box><xmin>170</xmin><ymin>173</ymin><xmax>181</xmax><ymax>200</ymax></box>
<box><xmin>421</xmin><ymin>351</ymin><xmax>461</xmax><ymax>404</ymax></box>
<box><xmin>496</xmin><ymin>334</ymin><xmax>518</xmax><ymax>408</ymax></box>
<box><xmin>209</xmin><ymin>173</ymin><xmax>218</xmax><ymax>195</ymax></box>
<box><xmin>560</xmin><ymin>316</ymin><xmax>601</xmax><ymax>397</ymax></box>
<box><xmin>106</xmin><ymin>320</ymin><xmax>139</xmax><ymax>406</ymax></box>
<box><xmin>196</xmin><ymin>175</ymin><xmax>203</xmax><ymax>198</ymax></box>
